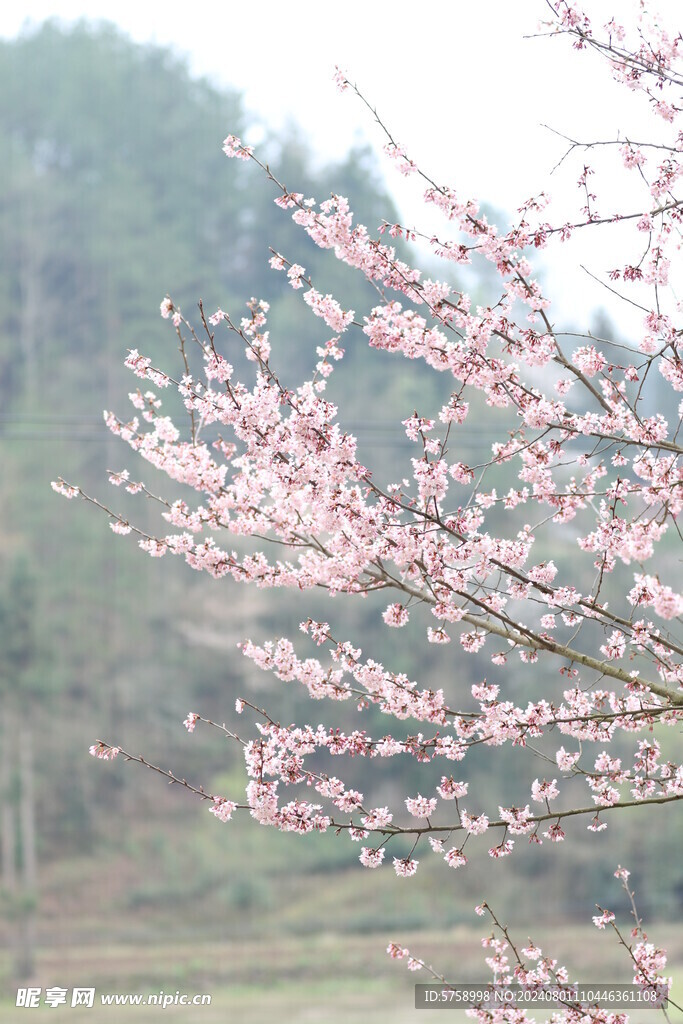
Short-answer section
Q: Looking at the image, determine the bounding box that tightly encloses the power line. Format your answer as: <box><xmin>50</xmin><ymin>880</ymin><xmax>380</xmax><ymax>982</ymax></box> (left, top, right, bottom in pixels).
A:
<box><xmin>0</xmin><ymin>413</ymin><xmax>503</xmax><ymax>434</ymax></box>
<box><xmin>0</xmin><ymin>414</ymin><xmax>503</xmax><ymax>446</ymax></box>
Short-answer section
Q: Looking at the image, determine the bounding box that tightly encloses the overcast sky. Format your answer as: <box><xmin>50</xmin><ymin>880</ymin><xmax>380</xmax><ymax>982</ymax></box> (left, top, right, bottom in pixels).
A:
<box><xmin>2</xmin><ymin>1</ymin><xmax>679</xmax><ymax>331</ymax></box>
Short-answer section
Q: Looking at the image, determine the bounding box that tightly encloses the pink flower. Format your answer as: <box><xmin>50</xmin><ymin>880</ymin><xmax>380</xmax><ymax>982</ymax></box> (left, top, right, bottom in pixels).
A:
<box><xmin>444</xmin><ymin>847</ymin><xmax>467</xmax><ymax>868</ymax></box>
<box><xmin>70</xmin><ymin>19</ymin><xmax>683</xmax><ymax>967</ymax></box>
<box><xmin>555</xmin><ymin>748</ymin><xmax>580</xmax><ymax>771</ymax></box>
<box><xmin>499</xmin><ymin>806</ymin><xmax>533</xmax><ymax>835</ymax></box>
<box><xmin>393</xmin><ymin>857</ymin><xmax>419</xmax><ymax>877</ymax></box>
<box><xmin>633</xmin><ymin>941</ymin><xmax>668</xmax><ymax>984</ymax></box>
<box><xmin>543</xmin><ymin>823</ymin><xmax>565</xmax><ymax>843</ymax></box>
<box><xmin>489</xmin><ymin>840</ymin><xmax>514</xmax><ymax>858</ymax></box>
<box><xmin>359</xmin><ymin>847</ymin><xmax>385</xmax><ymax>869</ymax></box>
<box><xmin>460</xmin><ymin>811</ymin><xmax>489</xmax><ymax>835</ymax></box>
<box><xmin>303</xmin><ymin>288</ymin><xmax>354</xmax><ymax>333</ymax></box>
<box><xmin>405</xmin><ymin>795</ymin><xmax>437</xmax><ymax>818</ymax></box>
<box><xmin>593</xmin><ymin>909</ymin><xmax>615</xmax><ymax>929</ymax></box>
<box><xmin>572</xmin><ymin>345</ymin><xmax>606</xmax><ymax>377</ymax></box>
<box><xmin>387</xmin><ymin>943</ymin><xmax>409</xmax><ymax>960</ymax></box>
<box><xmin>333</xmin><ymin>66</ymin><xmax>348</xmax><ymax>92</ymax></box>
<box><xmin>287</xmin><ymin>264</ymin><xmax>306</xmax><ymax>290</ymax></box>
<box><xmin>384</xmin><ymin>140</ymin><xmax>417</xmax><ymax>177</ymax></box>
<box><xmin>383</xmin><ymin>603</ymin><xmax>409</xmax><ymax>628</ymax></box>
<box><xmin>89</xmin><ymin>743</ymin><xmax>119</xmax><ymax>761</ymax></box>
<box><xmin>600</xmin><ymin>630</ymin><xmax>626</xmax><ymax>661</ymax></box>
<box><xmin>361</xmin><ymin>807</ymin><xmax>394</xmax><ymax>829</ymax></box>
<box><xmin>210</xmin><ymin>798</ymin><xmax>237</xmax><ymax>823</ymax></box>
<box><xmin>222</xmin><ymin>134</ymin><xmax>253</xmax><ymax>160</ymax></box>
<box><xmin>51</xmin><ymin>479</ymin><xmax>80</xmax><ymax>499</ymax></box>
<box><xmin>437</xmin><ymin>777</ymin><xmax>468</xmax><ymax>800</ymax></box>
<box><xmin>531</xmin><ymin>779</ymin><xmax>559</xmax><ymax>803</ymax></box>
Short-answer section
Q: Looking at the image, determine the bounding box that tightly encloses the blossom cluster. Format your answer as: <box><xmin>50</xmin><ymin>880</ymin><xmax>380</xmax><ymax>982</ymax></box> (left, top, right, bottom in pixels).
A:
<box><xmin>63</xmin><ymin>0</ymin><xmax>682</xmax><ymax>891</ymax></box>
<box><xmin>388</xmin><ymin>869</ymin><xmax>671</xmax><ymax>1022</ymax></box>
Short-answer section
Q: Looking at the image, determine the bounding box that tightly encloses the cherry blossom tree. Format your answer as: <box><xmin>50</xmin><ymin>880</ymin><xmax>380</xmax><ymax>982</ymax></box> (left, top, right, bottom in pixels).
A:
<box><xmin>54</xmin><ymin>1</ymin><xmax>681</xmax><ymax>1018</ymax></box>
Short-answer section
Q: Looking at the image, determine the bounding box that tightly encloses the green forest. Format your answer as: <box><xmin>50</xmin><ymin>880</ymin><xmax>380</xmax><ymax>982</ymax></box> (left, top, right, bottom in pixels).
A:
<box><xmin>0</xmin><ymin>20</ymin><xmax>681</xmax><ymax>1020</ymax></box>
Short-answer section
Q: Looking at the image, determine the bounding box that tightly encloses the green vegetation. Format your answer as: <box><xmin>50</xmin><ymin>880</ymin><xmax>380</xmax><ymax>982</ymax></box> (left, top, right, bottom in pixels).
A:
<box><xmin>1</xmin><ymin>925</ymin><xmax>682</xmax><ymax>1023</ymax></box>
<box><xmin>0</xmin><ymin>18</ymin><xmax>680</xmax><ymax>1009</ymax></box>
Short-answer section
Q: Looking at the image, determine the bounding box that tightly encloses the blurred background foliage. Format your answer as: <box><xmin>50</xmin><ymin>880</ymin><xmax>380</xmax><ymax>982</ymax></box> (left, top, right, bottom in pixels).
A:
<box><xmin>0</xmin><ymin>19</ymin><xmax>680</xmax><ymax>1015</ymax></box>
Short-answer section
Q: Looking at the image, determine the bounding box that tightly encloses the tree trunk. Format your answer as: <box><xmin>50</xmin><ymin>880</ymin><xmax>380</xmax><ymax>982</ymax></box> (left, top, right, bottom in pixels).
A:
<box><xmin>15</xmin><ymin>728</ymin><xmax>37</xmax><ymax>978</ymax></box>
<box><xmin>0</xmin><ymin>707</ymin><xmax>16</xmax><ymax>892</ymax></box>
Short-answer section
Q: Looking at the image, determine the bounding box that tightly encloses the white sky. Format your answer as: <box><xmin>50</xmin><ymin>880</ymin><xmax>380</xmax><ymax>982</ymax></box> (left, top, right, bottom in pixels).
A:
<box><xmin>2</xmin><ymin>0</ymin><xmax>680</xmax><ymax>331</ymax></box>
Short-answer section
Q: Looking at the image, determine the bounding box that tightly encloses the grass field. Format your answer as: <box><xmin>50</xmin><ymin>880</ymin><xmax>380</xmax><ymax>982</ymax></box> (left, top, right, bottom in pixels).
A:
<box><xmin>1</xmin><ymin>926</ymin><xmax>681</xmax><ymax>1023</ymax></box>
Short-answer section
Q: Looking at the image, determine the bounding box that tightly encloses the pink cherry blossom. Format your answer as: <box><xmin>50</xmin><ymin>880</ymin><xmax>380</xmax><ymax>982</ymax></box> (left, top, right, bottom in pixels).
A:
<box><xmin>69</xmin><ymin>5</ymin><xmax>683</xmax><ymax>1005</ymax></box>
